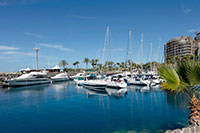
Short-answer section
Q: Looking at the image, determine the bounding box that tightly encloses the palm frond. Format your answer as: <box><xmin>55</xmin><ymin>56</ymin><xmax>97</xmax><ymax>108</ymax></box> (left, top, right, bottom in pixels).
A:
<box><xmin>187</xmin><ymin>62</ymin><xmax>200</xmax><ymax>86</ymax></box>
<box><xmin>158</xmin><ymin>65</ymin><xmax>185</xmax><ymax>92</ymax></box>
<box><xmin>176</xmin><ymin>61</ymin><xmax>191</xmax><ymax>85</ymax></box>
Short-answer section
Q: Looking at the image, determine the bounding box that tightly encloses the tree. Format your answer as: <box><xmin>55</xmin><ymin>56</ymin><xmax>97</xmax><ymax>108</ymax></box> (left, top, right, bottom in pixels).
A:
<box><xmin>59</xmin><ymin>60</ymin><xmax>68</xmax><ymax>69</ymax></box>
<box><xmin>75</xmin><ymin>61</ymin><xmax>80</xmax><ymax>69</ymax></box>
<box><xmin>83</xmin><ymin>58</ymin><xmax>90</xmax><ymax>69</ymax></box>
<box><xmin>158</xmin><ymin>61</ymin><xmax>200</xmax><ymax>126</ymax></box>
<box><xmin>73</xmin><ymin>62</ymin><xmax>76</xmax><ymax>70</ymax></box>
<box><xmin>90</xmin><ymin>59</ymin><xmax>98</xmax><ymax>69</ymax></box>
<box><xmin>120</xmin><ymin>62</ymin><xmax>125</xmax><ymax>69</ymax></box>
<box><xmin>97</xmin><ymin>63</ymin><xmax>103</xmax><ymax>71</ymax></box>
<box><xmin>90</xmin><ymin>59</ymin><xmax>96</xmax><ymax>69</ymax></box>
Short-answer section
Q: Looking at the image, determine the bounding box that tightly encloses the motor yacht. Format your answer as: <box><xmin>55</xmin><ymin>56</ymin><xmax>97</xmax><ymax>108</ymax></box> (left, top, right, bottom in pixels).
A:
<box><xmin>106</xmin><ymin>76</ymin><xmax>127</xmax><ymax>89</ymax></box>
<box><xmin>82</xmin><ymin>79</ymin><xmax>107</xmax><ymax>90</ymax></box>
<box><xmin>51</xmin><ymin>73</ymin><xmax>70</xmax><ymax>82</ymax></box>
<box><xmin>127</xmin><ymin>76</ymin><xmax>150</xmax><ymax>86</ymax></box>
<box><xmin>5</xmin><ymin>71</ymin><xmax>50</xmax><ymax>87</ymax></box>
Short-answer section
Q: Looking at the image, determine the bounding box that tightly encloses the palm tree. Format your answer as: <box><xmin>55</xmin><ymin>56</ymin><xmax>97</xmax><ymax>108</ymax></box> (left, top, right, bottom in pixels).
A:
<box><xmin>75</xmin><ymin>61</ymin><xmax>80</xmax><ymax>69</ymax></box>
<box><xmin>73</xmin><ymin>62</ymin><xmax>76</xmax><ymax>70</ymax></box>
<box><xmin>95</xmin><ymin>59</ymin><xmax>99</xmax><ymax>64</ymax></box>
<box><xmin>59</xmin><ymin>60</ymin><xmax>68</xmax><ymax>69</ymax></box>
<box><xmin>90</xmin><ymin>59</ymin><xmax>96</xmax><ymax>69</ymax></box>
<box><xmin>158</xmin><ymin>61</ymin><xmax>200</xmax><ymax>126</ymax></box>
<box><xmin>108</xmin><ymin>61</ymin><xmax>114</xmax><ymax>70</ymax></box>
<box><xmin>97</xmin><ymin>63</ymin><xmax>103</xmax><ymax>71</ymax></box>
<box><xmin>83</xmin><ymin>58</ymin><xmax>90</xmax><ymax>69</ymax></box>
<box><xmin>90</xmin><ymin>59</ymin><xmax>98</xmax><ymax>69</ymax></box>
<box><xmin>120</xmin><ymin>62</ymin><xmax>125</xmax><ymax>69</ymax></box>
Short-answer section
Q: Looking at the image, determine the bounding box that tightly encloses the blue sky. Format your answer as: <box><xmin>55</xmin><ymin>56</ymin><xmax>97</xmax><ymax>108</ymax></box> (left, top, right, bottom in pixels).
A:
<box><xmin>0</xmin><ymin>0</ymin><xmax>199</xmax><ymax>72</ymax></box>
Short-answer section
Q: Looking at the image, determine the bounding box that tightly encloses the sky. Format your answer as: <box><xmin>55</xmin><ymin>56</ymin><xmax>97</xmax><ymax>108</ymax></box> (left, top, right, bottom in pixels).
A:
<box><xmin>0</xmin><ymin>0</ymin><xmax>199</xmax><ymax>72</ymax></box>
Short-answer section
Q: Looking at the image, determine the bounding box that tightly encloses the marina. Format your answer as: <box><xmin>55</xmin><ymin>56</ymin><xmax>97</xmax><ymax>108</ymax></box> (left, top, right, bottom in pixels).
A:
<box><xmin>0</xmin><ymin>0</ymin><xmax>200</xmax><ymax>132</ymax></box>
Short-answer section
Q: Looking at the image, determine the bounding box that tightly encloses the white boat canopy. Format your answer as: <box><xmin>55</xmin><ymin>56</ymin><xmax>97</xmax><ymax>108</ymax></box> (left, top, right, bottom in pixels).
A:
<box><xmin>51</xmin><ymin>65</ymin><xmax>60</xmax><ymax>70</ymax></box>
<box><xmin>20</xmin><ymin>67</ymin><xmax>31</xmax><ymax>71</ymax></box>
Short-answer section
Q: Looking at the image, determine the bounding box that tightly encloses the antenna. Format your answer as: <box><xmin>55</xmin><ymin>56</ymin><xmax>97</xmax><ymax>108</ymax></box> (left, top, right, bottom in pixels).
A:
<box><xmin>33</xmin><ymin>47</ymin><xmax>40</xmax><ymax>70</ymax></box>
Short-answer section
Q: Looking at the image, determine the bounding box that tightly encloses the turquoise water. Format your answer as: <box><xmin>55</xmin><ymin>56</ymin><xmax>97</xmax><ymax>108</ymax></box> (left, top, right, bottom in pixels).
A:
<box><xmin>0</xmin><ymin>82</ymin><xmax>189</xmax><ymax>133</ymax></box>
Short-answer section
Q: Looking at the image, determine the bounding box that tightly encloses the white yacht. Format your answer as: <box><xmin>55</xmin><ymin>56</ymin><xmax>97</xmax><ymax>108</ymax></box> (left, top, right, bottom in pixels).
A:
<box><xmin>127</xmin><ymin>77</ymin><xmax>150</xmax><ymax>86</ymax></box>
<box><xmin>74</xmin><ymin>77</ymin><xmax>86</xmax><ymax>86</ymax></box>
<box><xmin>106</xmin><ymin>80</ymin><xmax>127</xmax><ymax>89</ymax></box>
<box><xmin>70</xmin><ymin>73</ymin><xmax>86</xmax><ymax>79</ymax></box>
<box><xmin>82</xmin><ymin>79</ymin><xmax>107</xmax><ymax>90</ymax></box>
<box><xmin>51</xmin><ymin>73</ymin><xmax>70</xmax><ymax>82</ymax></box>
<box><xmin>5</xmin><ymin>71</ymin><xmax>50</xmax><ymax>87</ymax></box>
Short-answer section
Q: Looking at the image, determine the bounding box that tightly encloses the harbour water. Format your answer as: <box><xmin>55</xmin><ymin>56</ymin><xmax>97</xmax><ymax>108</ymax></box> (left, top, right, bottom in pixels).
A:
<box><xmin>0</xmin><ymin>81</ymin><xmax>190</xmax><ymax>133</ymax></box>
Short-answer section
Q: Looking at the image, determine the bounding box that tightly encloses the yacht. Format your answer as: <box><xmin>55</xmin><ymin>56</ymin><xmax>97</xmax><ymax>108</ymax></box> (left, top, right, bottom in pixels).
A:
<box><xmin>5</xmin><ymin>71</ymin><xmax>50</xmax><ymax>87</ymax></box>
<box><xmin>82</xmin><ymin>79</ymin><xmax>107</xmax><ymax>91</ymax></box>
<box><xmin>51</xmin><ymin>73</ymin><xmax>70</xmax><ymax>82</ymax></box>
<box><xmin>70</xmin><ymin>73</ymin><xmax>85</xmax><ymax>79</ymax></box>
<box><xmin>127</xmin><ymin>77</ymin><xmax>150</xmax><ymax>86</ymax></box>
<box><xmin>106</xmin><ymin>80</ymin><xmax>127</xmax><ymax>89</ymax></box>
<box><xmin>106</xmin><ymin>76</ymin><xmax>127</xmax><ymax>89</ymax></box>
<box><xmin>74</xmin><ymin>77</ymin><xmax>85</xmax><ymax>86</ymax></box>
<box><xmin>73</xmin><ymin>73</ymin><xmax>96</xmax><ymax>86</ymax></box>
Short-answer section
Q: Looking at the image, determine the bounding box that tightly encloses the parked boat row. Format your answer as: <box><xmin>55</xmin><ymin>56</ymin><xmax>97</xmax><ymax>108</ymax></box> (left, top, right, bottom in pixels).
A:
<box><xmin>2</xmin><ymin>71</ymin><xmax>70</xmax><ymax>87</ymax></box>
<box><xmin>73</xmin><ymin>71</ymin><xmax>162</xmax><ymax>91</ymax></box>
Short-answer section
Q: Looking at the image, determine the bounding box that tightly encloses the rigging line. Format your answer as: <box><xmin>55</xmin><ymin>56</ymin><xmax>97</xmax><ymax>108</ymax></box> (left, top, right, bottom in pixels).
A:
<box><xmin>102</xmin><ymin>26</ymin><xmax>108</xmax><ymax>66</ymax></box>
<box><xmin>125</xmin><ymin>33</ymin><xmax>129</xmax><ymax>68</ymax></box>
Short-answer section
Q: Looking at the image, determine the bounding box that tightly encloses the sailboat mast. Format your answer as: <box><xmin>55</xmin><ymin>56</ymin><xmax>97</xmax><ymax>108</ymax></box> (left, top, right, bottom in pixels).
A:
<box><xmin>106</xmin><ymin>26</ymin><xmax>110</xmax><ymax>71</ymax></box>
<box><xmin>157</xmin><ymin>39</ymin><xmax>161</xmax><ymax>63</ymax></box>
<box><xmin>141</xmin><ymin>33</ymin><xmax>143</xmax><ymax>71</ymax></box>
<box><xmin>106</xmin><ymin>26</ymin><xmax>110</xmax><ymax>64</ymax></box>
<box><xmin>150</xmin><ymin>41</ymin><xmax>152</xmax><ymax>72</ymax></box>
<box><xmin>129</xmin><ymin>30</ymin><xmax>132</xmax><ymax>72</ymax></box>
<box><xmin>102</xmin><ymin>26</ymin><xmax>110</xmax><ymax>72</ymax></box>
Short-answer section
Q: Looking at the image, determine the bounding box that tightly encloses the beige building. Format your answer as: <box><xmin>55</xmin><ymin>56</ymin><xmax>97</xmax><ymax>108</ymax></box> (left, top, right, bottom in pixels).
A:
<box><xmin>195</xmin><ymin>32</ymin><xmax>200</xmax><ymax>55</ymax></box>
<box><xmin>164</xmin><ymin>36</ymin><xmax>197</xmax><ymax>62</ymax></box>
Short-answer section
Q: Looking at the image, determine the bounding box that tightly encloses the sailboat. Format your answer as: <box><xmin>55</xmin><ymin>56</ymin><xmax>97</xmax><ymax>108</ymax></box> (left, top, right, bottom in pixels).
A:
<box><xmin>82</xmin><ymin>26</ymin><xmax>110</xmax><ymax>90</ymax></box>
<box><xmin>126</xmin><ymin>33</ymin><xmax>150</xmax><ymax>86</ymax></box>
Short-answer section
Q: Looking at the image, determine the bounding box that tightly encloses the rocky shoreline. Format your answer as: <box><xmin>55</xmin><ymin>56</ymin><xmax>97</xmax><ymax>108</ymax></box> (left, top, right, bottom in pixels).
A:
<box><xmin>165</xmin><ymin>126</ymin><xmax>200</xmax><ymax>133</ymax></box>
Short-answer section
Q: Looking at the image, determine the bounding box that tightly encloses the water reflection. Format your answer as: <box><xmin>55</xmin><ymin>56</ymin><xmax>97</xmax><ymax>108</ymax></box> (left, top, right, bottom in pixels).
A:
<box><xmin>0</xmin><ymin>81</ymin><xmax>190</xmax><ymax>133</ymax></box>
<box><xmin>1</xmin><ymin>84</ymin><xmax>48</xmax><ymax>93</ymax></box>
<box><xmin>106</xmin><ymin>88</ymin><xmax>128</xmax><ymax>98</ymax></box>
<box><xmin>84</xmin><ymin>88</ymin><xmax>107</xmax><ymax>97</ymax></box>
<box><xmin>166</xmin><ymin>92</ymin><xmax>190</xmax><ymax>110</ymax></box>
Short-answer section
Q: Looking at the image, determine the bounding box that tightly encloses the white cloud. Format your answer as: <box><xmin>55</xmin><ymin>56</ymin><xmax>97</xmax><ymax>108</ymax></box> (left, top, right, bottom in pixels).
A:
<box><xmin>24</xmin><ymin>32</ymin><xmax>43</xmax><ymax>39</ymax></box>
<box><xmin>1</xmin><ymin>51</ymin><xmax>34</xmax><ymax>56</ymax></box>
<box><xmin>0</xmin><ymin>1</ymin><xmax>8</xmax><ymax>6</ymax></box>
<box><xmin>181</xmin><ymin>5</ymin><xmax>192</xmax><ymax>15</ymax></box>
<box><xmin>72</xmin><ymin>14</ymin><xmax>96</xmax><ymax>20</ymax></box>
<box><xmin>0</xmin><ymin>45</ymin><xmax>19</xmax><ymax>50</ymax></box>
<box><xmin>40</xmin><ymin>43</ymin><xmax>70</xmax><ymax>52</ymax></box>
<box><xmin>187</xmin><ymin>29</ymin><xmax>199</xmax><ymax>33</ymax></box>
<box><xmin>111</xmin><ymin>48</ymin><xmax>125</xmax><ymax>52</ymax></box>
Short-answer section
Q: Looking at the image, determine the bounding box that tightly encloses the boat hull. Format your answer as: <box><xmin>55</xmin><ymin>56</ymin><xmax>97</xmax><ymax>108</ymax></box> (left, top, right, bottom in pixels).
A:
<box><xmin>52</xmin><ymin>78</ymin><xmax>69</xmax><ymax>83</ymax></box>
<box><xmin>6</xmin><ymin>78</ymin><xmax>51</xmax><ymax>87</ymax></box>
